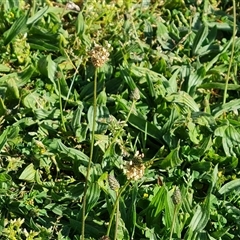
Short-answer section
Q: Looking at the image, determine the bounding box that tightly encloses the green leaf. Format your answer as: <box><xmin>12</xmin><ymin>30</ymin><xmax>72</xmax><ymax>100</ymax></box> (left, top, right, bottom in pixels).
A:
<box><xmin>159</xmin><ymin>145</ymin><xmax>182</xmax><ymax>168</ymax></box>
<box><xmin>0</xmin><ymin>64</ymin><xmax>10</xmax><ymax>72</ymax></box>
<box><xmin>0</xmin><ymin>172</ymin><xmax>12</xmax><ymax>192</ymax></box>
<box><xmin>145</xmin><ymin>186</ymin><xmax>167</xmax><ymax>225</ymax></box>
<box><xmin>47</xmin><ymin>55</ymin><xmax>57</xmax><ymax>82</ymax></box>
<box><xmin>165</xmin><ymin>190</ymin><xmax>181</xmax><ymax>237</ymax></box>
<box><xmin>219</xmin><ymin>179</ymin><xmax>240</xmax><ymax>195</ymax></box>
<box><xmin>215</xmin><ymin>124</ymin><xmax>240</xmax><ymax>157</ymax></box>
<box><xmin>192</xmin><ymin>24</ymin><xmax>208</xmax><ymax>56</ymax></box>
<box><xmin>71</xmin><ymin>104</ymin><xmax>84</xmax><ymax>130</ymax></box>
<box><xmin>86</xmin><ymin>182</ymin><xmax>101</xmax><ymax>214</ymax></box>
<box><xmin>0</xmin><ymin>128</ymin><xmax>9</xmax><ymax>151</ymax></box>
<box><xmin>128</xmin><ymin>114</ymin><xmax>163</xmax><ymax>144</ymax></box>
<box><xmin>188</xmin><ymin>66</ymin><xmax>206</xmax><ymax>96</ymax></box>
<box><xmin>199</xmin><ymin>82</ymin><xmax>240</xmax><ymax>91</ymax></box>
<box><xmin>213</xmin><ymin>99</ymin><xmax>240</xmax><ymax>118</ymax></box>
<box><xmin>186</xmin><ymin>196</ymin><xmax>210</xmax><ymax>239</ymax></box>
<box><xmin>76</xmin><ymin>12</ymin><xmax>85</xmax><ymax>35</ymax></box>
<box><xmin>6</xmin><ymin>77</ymin><xmax>19</xmax><ymax>100</ymax></box>
<box><xmin>165</xmin><ymin>91</ymin><xmax>199</xmax><ymax>112</ymax></box>
<box><xmin>0</xmin><ymin>172</ymin><xmax>11</xmax><ymax>183</ymax></box>
<box><xmin>34</xmin><ymin>108</ymin><xmax>60</xmax><ymax>120</ymax></box>
<box><xmin>45</xmin><ymin>203</ymin><xmax>66</xmax><ymax>216</ymax></box>
<box><xmin>27</xmin><ymin>6</ymin><xmax>49</xmax><ymax>25</ymax></box>
<box><xmin>115</xmin><ymin>218</ymin><xmax>130</xmax><ymax>240</ymax></box>
<box><xmin>3</xmin><ymin>13</ymin><xmax>28</xmax><ymax>45</ymax></box>
<box><xmin>19</xmin><ymin>163</ymin><xmax>36</xmax><ymax>182</ymax></box>
<box><xmin>48</xmin><ymin>139</ymin><xmax>89</xmax><ymax>166</ymax></box>
<box><xmin>210</xmin><ymin>164</ymin><xmax>218</xmax><ymax>192</ymax></box>
<box><xmin>22</xmin><ymin>91</ymin><xmax>40</xmax><ymax>109</ymax></box>
<box><xmin>88</xmin><ymin>105</ymin><xmax>110</xmax><ymax>134</ymax></box>
<box><xmin>126</xmin><ymin>184</ymin><xmax>138</xmax><ymax>238</ymax></box>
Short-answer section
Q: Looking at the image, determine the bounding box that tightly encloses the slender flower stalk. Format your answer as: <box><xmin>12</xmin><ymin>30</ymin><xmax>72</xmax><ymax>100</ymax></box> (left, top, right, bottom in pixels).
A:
<box><xmin>106</xmin><ymin>180</ymin><xmax>131</xmax><ymax>238</ymax></box>
<box><xmin>81</xmin><ymin>44</ymin><xmax>109</xmax><ymax>240</ymax></box>
<box><xmin>170</xmin><ymin>187</ymin><xmax>182</xmax><ymax>240</ymax></box>
<box><xmin>81</xmin><ymin>67</ymin><xmax>98</xmax><ymax>240</ymax></box>
<box><xmin>223</xmin><ymin>0</ymin><xmax>236</xmax><ymax>106</ymax></box>
<box><xmin>106</xmin><ymin>88</ymin><xmax>140</xmax><ymax>153</ymax></box>
<box><xmin>106</xmin><ymin>150</ymin><xmax>144</xmax><ymax>238</ymax></box>
<box><xmin>57</xmin><ymin>78</ymin><xmax>66</xmax><ymax>132</ymax></box>
<box><xmin>108</xmin><ymin>174</ymin><xmax>120</xmax><ymax>240</ymax></box>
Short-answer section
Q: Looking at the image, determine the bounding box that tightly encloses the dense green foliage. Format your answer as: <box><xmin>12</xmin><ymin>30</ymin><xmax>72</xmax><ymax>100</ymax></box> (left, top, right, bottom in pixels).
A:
<box><xmin>0</xmin><ymin>0</ymin><xmax>240</xmax><ymax>239</ymax></box>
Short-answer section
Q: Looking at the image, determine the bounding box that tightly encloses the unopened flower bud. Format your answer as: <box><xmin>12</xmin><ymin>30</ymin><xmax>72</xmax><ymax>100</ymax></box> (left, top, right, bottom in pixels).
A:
<box><xmin>108</xmin><ymin>174</ymin><xmax>120</xmax><ymax>191</ymax></box>
<box><xmin>130</xmin><ymin>88</ymin><xmax>140</xmax><ymax>101</ymax></box>
<box><xmin>172</xmin><ymin>187</ymin><xmax>182</xmax><ymax>205</ymax></box>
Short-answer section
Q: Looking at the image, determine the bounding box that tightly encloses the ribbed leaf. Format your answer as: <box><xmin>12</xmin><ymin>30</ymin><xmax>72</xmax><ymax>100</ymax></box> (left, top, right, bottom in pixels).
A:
<box><xmin>88</xmin><ymin>105</ymin><xmax>110</xmax><ymax>134</ymax></box>
<box><xmin>186</xmin><ymin>197</ymin><xmax>210</xmax><ymax>239</ymax></box>
<box><xmin>47</xmin><ymin>55</ymin><xmax>57</xmax><ymax>82</ymax></box>
<box><xmin>0</xmin><ymin>127</ymin><xmax>9</xmax><ymax>151</ymax></box>
<box><xmin>192</xmin><ymin>25</ymin><xmax>208</xmax><ymax>56</ymax></box>
<box><xmin>4</xmin><ymin>14</ymin><xmax>28</xmax><ymax>45</ymax></box>
<box><xmin>199</xmin><ymin>82</ymin><xmax>240</xmax><ymax>90</ymax></box>
<box><xmin>19</xmin><ymin>163</ymin><xmax>36</xmax><ymax>182</ymax></box>
<box><xmin>86</xmin><ymin>182</ymin><xmax>101</xmax><ymax>214</ymax></box>
<box><xmin>48</xmin><ymin>139</ymin><xmax>89</xmax><ymax>166</ymax></box>
<box><xmin>76</xmin><ymin>12</ymin><xmax>85</xmax><ymax>35</ymax></box>
<box><xmin>165</xmin><ymin>91</ymin><xmax>199</xmax><ymax>112</ymax></box>
<box><xmin>71</xmin><ymin>104</ymin><xmax>84</xmax><ymax>130</ymax></box>
<box><xmin>146</xmin><ymin>186</ymin><xmax>167</xmax><ymax>225</ymax></box>
<box><xmin>128</xmin><ymin>114</ymin><xmax>163</xmax><ymax>144</ymax></box>
<box><xmin>219</xmin><ymin>179</ymin><xmax>240</xmax><ymax>195</ymax></box>
<box><xmin>27</xmin><ymin>6</ymin><xmax>49</xmax><ymax>25</ymax></box>
<box><xmin>126</xmin><ymin>184</ymin><xmax>138</xmax><ymax>238</ymax></box>
<box><xmin>159</xmin><ymin>145</ymin><xmax>182</xmax><ymax>168</ymax></box>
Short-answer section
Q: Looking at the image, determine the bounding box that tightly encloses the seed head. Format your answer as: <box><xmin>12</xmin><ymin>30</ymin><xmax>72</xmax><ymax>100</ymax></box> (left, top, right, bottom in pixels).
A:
<box><xmin>108</xmin><ymin>174</ymin><xmax>120</xmax><ymax>191</ymax></box>
<box><xmin>130</xmin><ymin>88</ymin><xmax>140</xmax><ymax>101</ymax></box>
<box><xmin>172</xmin><ymin>187</ymin><xmax>182</xmax><ymax>205</ymax></box>
<box><xmin>89</xmin><ymin>44</ymin><xmax>110</xmax><ymax>67</ymax></box>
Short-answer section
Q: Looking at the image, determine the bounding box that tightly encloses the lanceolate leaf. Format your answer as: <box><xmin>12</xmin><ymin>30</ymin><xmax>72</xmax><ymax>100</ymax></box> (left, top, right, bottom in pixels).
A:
<box><xmin>145</xmin><ymin>186</ymin><xmax>167</xmax><ymax>225</ymax></box>
<box><xmin>213</xmin><ymin>99</ymin><xmax>240</xmax><ymax>118</ymax></box>
<box><xmin>86</xmin><ymin>182</ymin><xmax>101</xmax><ymax>214</ymax></box>
<box><xmin>19</xmin><ymin>163</ymin><xmax>36</xmax><ymax>182</ymax></box>
<box><xmin>219</xmin><ymin>179</ymin><xmax>240</xmax><ymax>195</ymax></box>
<box><xmin>3</xmin><ymin>13</ymin><xmax>29</xmax><ymax>45</ymax></box>
<box><xmin>159</xmin><ymin>145</ymin><xmax>182</xmax><ymax>168</ymax></box>
<box><xmin>186</xmin><ymin>197</ymin><xmax>210</xmax><ymax>239</ymax></box>
<box><xmin>128</xmin><ymin>114</ymin><xmax>164</xmax><ymax>144</ymax></box>
<box><xmin>48</xmin><ymin>139</ymin><xmax>89</xmax><ymax>165</ymax></box>
<box><xmin>165</xmin><ymin>91</ymin><xmax>199</xmax><ymax>112</ymax></box>
<box><xmin>192</xmin><ymin>24</ymin><xmax>208</xmax><ymax>56</ymax></box>
<box><xmin>27</xmin><ymin>6</ymin><xmax>49</xmax><ymax>25</ymax></box>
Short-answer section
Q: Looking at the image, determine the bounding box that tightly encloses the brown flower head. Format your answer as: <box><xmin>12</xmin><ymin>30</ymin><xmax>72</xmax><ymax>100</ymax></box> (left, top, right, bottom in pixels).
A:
<box><xmin>89</xmin><ymin>44</ymin><xmax>110</xmax><ymax>67</ymax></box>
<box><xmin>124</xmin><ymin>151</ymin><xmax>145</xmax><ymax>181</ymax></box>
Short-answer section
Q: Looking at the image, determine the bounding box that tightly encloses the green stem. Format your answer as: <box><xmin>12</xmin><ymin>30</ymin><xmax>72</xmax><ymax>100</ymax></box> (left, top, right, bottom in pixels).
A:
<box><xmin>63</xmin><ymin>52</ymin><xmax>82</xmax><ymax>110</ymax></box>
<box><xmin>106</xmin><ymin>180</ymin><xmax>131</xmax><ymax>237</ymax></box>
<box><xmin>106</xmin><ymin>100</ymin><xmax>136</xmax><ymax>153</ymax></box>
<box><xmin>113</xmin><ymin>193</ymin><xmax>119</xmax><ymax>240</ymax></box>
<box><xmin>57</xmin><ymin>79</ymin><xmax>66</xmax><ymax>132</ymax></box>
<box><xmin>169</xmin><ymin>205</ymin><xmax>178</xmax><ymax>240</ymax></box>
<box><xmin>223</xmin><ymin>0</ymin><xmax>236</xmax><ymax>105</ymax></box>
<box><xmin>81</xmin><ymin>68</ymin><xmax>98</xmax><ymax>240</ymax></box>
